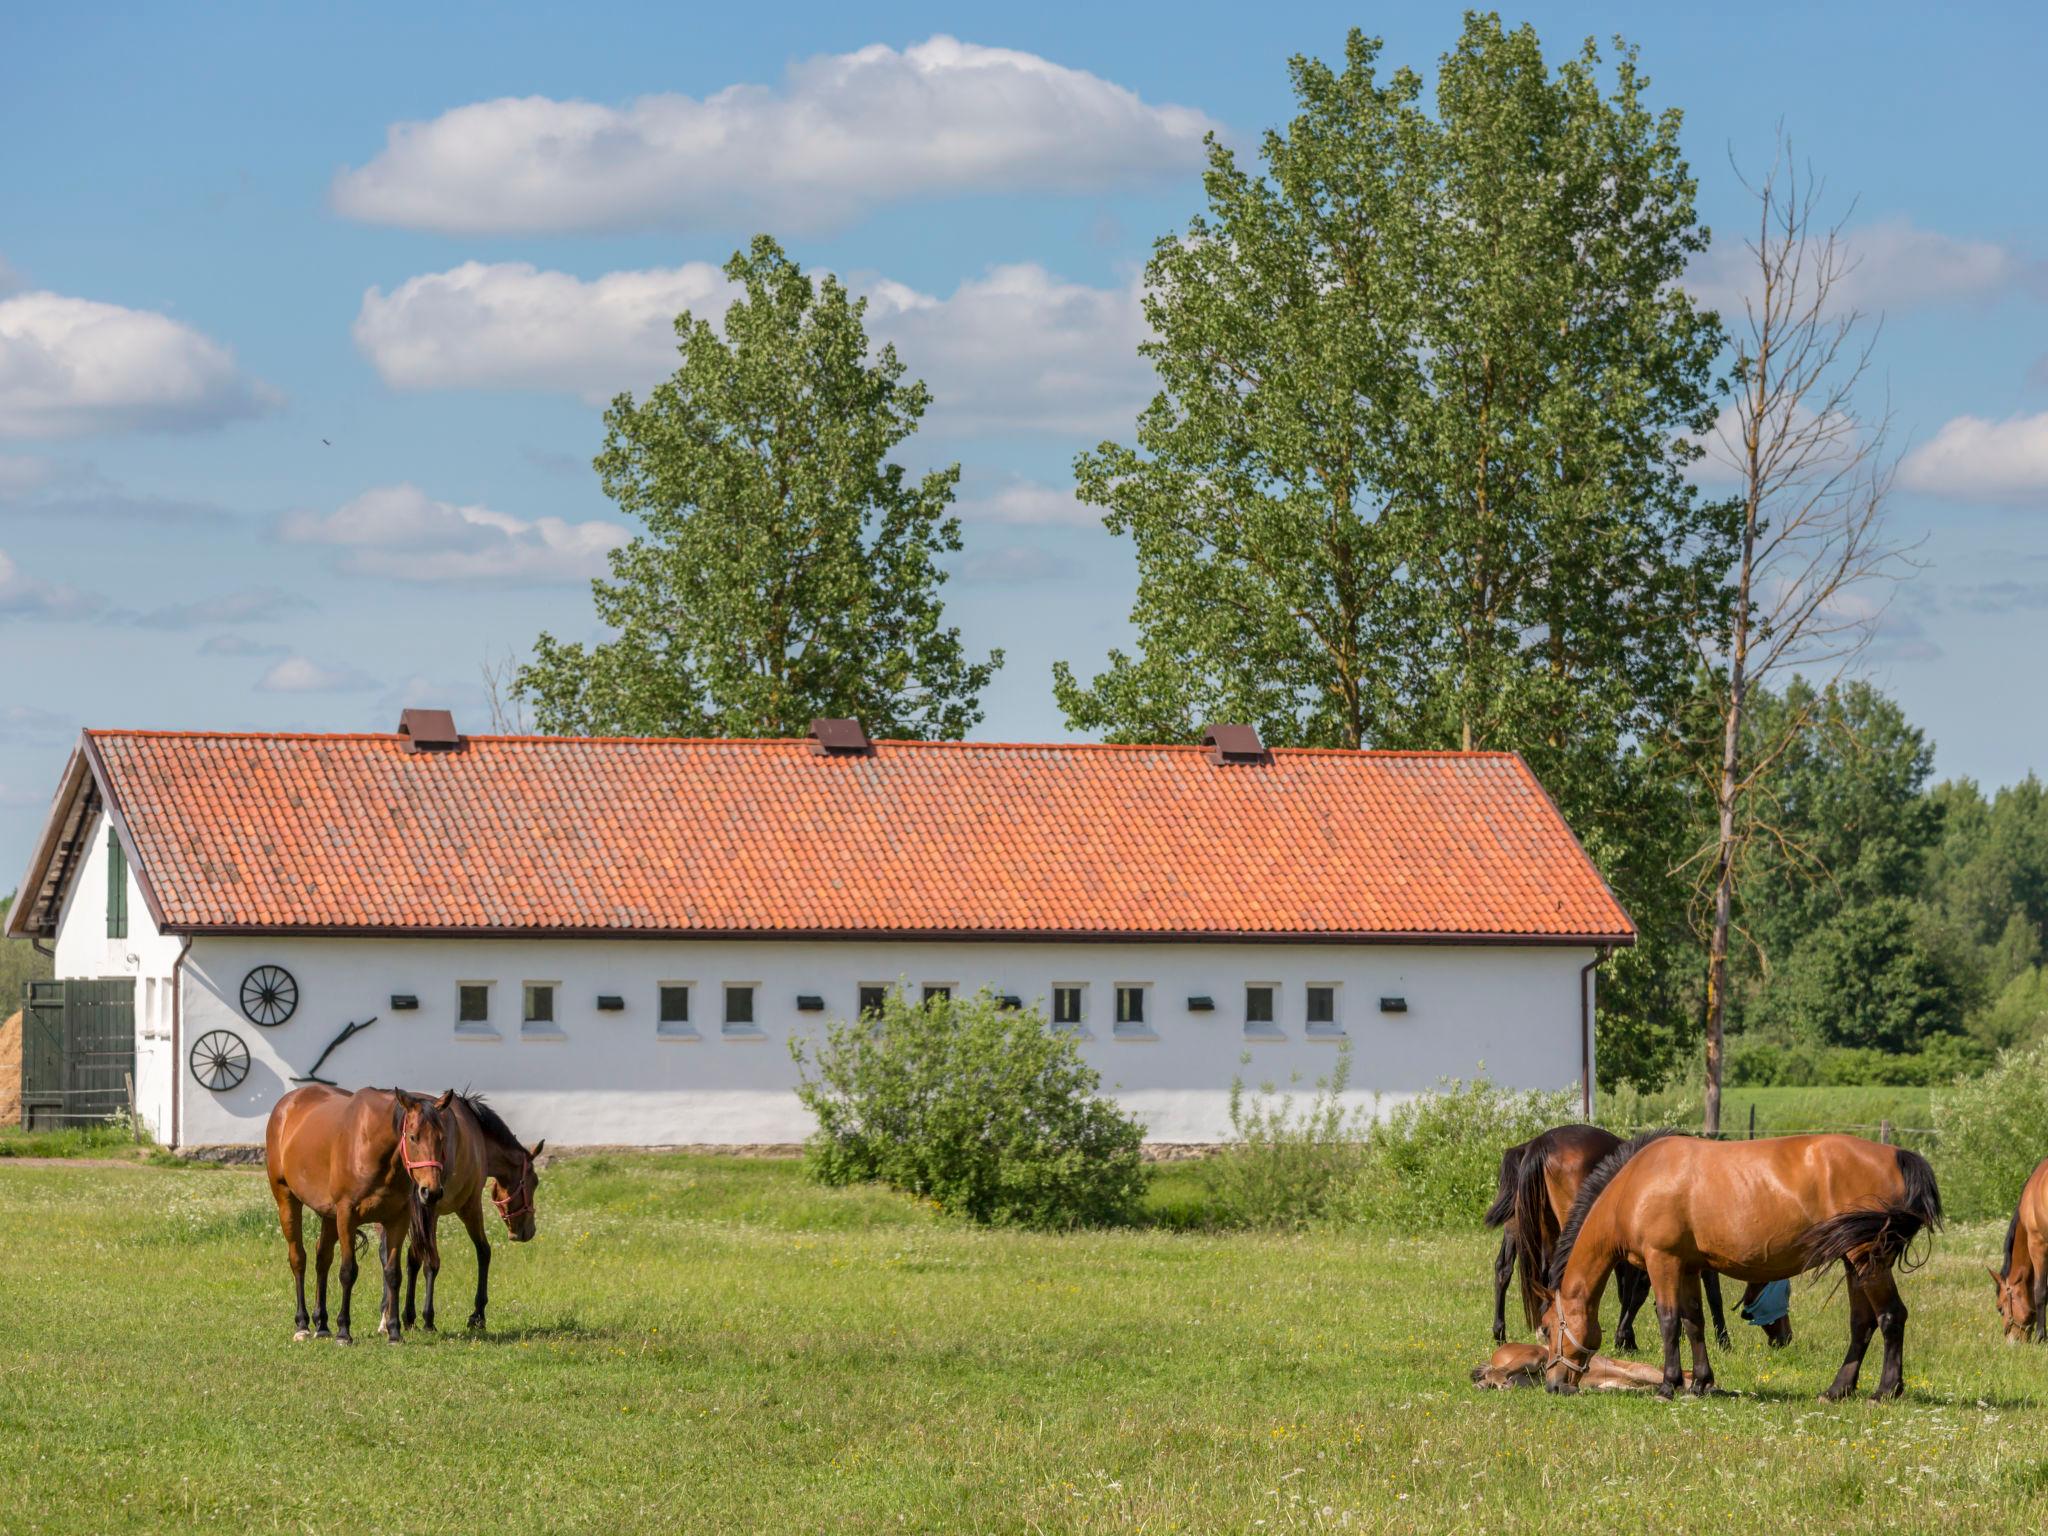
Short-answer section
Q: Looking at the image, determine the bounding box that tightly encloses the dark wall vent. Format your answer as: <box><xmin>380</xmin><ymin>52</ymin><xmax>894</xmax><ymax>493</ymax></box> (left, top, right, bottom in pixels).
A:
<box><xmin>996</xmin><ymin>994</ymin><xmax>1023</xmax><ymax>1010</ymax></box>
<box><xmin>398</xmin><ymin>708</ymin><xmax>463</xmax><ymax>753</ymax></box>
<box><xmin>1201</xmin><ymin>723</ymin><xmax>1267</xmax><ymax>765</ymax></box>
<box><xmin>796</xmin><ymin>994</ymin><xmax>826</xmax><ymax>1012</ymax></box>
<box><xmin>1187</xmin><ymin>995</ymin><xmax>1216</xmax><ymax>1012</ymax></box>
<box><xmin>596</xmin><ymin>995</ymin><xmax>625</xmax><ymax>1012</ymax></box>
<box><xmin>1379</xmin><ymin>996</ymin><xmax>1408</xmax><ymax>1014</ymax></box>
<box><xmin>808</xmin><ymin>717</ymin><xmax>872</xmax><ymax>756</ymax></box>
<box><xmin>390</xmin><ymin>994</ymin><xmax>419</xmax><ymax>1011</ymax></box>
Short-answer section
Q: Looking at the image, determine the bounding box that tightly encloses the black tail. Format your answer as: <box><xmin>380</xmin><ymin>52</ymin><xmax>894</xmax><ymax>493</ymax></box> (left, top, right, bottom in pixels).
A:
<box><xmin>1484</xmin><ymin>1141</ymin><xmax>1528</xmax><ymax>1229</ymax></box>
<box><xmin>1512</xmin><ymin>1140</ymin><xmax>1558</xmax><ymax>1331</ymax></box>
<box><xmin>1799</xmin><ymin>1147</ymin><xmax>1944</xmax><ymax>1274</ymax></box>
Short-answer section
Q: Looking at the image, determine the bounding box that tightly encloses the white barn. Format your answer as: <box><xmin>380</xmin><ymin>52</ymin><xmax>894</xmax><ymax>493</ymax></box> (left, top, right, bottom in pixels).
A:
<box><xmin>6</xmin><ymin>712</ymin><xmax>1633</xmax><ymax>1151</ymax></box>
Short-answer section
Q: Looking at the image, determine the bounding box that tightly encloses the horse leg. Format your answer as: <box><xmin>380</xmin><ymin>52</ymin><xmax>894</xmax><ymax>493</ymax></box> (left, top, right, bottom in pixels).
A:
<box><xmin>1865</xmin><ymin>1267</ymin><xmax>1909</xmax><ymax>1401</ymax></box>
<box><xmin>1645</xmin><ymin>1253</ymin><xmax>1685</xmax><ymax>1401</ymax></box>
<box><xmin>1704</xmin><ymin>1269</ymin><xmax>1729</xmax><ymax>1350</ymax></box>
<box><xmin>2028</xmin><ymin>1232</ymin><xmax>2048</xmax><ymax>1344</ymax></box>
<box><xmin>1676</xmin><ymin>1268</ymin><xmax>1715</xmax><ymax>1396</ymax></box>
<box><xmin>419</xmin><ymin>1214</ymin><xmax>442</xmax><ymax>1332</ymax></box>
<box><xmin>460</xmin><ymin>1195</ymin><xmax>491</xmax><ymax>1332</ymax></box>
<box><xmin>1491</xmin><ymin>1230</ymin><xmax>1514</xmax><ymax>1343</ymax></box>
<box><xmin>1614</xmin><ymin>1263</ymin><xmax>1645</xmax><ymax>1353</ymax></box>
<box><xmin>333</xmin><ymin>1208</ymin><xmax>359</xmax><ymax>1345</ymax></box>
<box><xmin>1820</xmin><ymin>1262</ymin><xmax>1877</xmax><ymax>1401</ymax></box>
<box><xmin>403</xmin><ymin>1239</ymin><xmax>421</xmax><ymax>1329</ymax></box>
<box><xmin>379</xmin><ymin>1223</ymin><xmax>405</xmax><ymax>1343</ymax></box>
<box><xmin>274</xmin><ymin>1184</ymin><xmax>310</xmax><ymax>1340</ymax></box>
<box><xmin>313</xmin><ymin>1213</ymin><xmax>337</xmax><ymax>1338</ymax></box>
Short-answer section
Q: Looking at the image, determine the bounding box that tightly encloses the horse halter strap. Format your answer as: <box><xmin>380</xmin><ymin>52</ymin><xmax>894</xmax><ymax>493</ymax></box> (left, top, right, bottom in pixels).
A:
<box><xmin>493</xmin><ymin>1154</ymin><xmax>533</xmax><ymax>1225</ymax></box>
<box><xmin>400</xmin><ymin>1127</ymin><xmax>442</xmax><ymax>1177</ymax></box>
<box><xmin>1547</xmin><ymin>1316</ymin><xmax>1591</xmax><ymax>1380</ymax></box>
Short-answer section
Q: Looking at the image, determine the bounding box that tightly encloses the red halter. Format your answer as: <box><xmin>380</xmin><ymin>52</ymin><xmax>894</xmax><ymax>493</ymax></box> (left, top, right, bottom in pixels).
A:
<box><xmin>492</xmin><ymin>1155</ymin><xmax>534</xmax><ymax>1227</ymax></box>
<box><xmin>400</xmin><ymin>1132</ymin><xmax>442</xmax><ymax>1178</ymax></box>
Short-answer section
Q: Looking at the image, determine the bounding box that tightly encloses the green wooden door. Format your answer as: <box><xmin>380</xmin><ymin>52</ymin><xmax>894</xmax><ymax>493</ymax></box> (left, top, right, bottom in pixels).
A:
<box><xmin>19</xmin><ymin>978</ymin><xmax>134</xmax><ymax>1128</ymax></box>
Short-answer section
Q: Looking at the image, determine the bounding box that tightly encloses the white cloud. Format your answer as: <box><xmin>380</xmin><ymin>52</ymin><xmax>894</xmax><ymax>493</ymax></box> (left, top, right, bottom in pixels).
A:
<box><xmin>255</xmin><ymin>656</ymin><xmax>379</xmax><ymax>694</ymax></box>
<box><xmin>280</xmin><ymin>482</ymin><xmax>626</xmax><ymax>584</ymax></box>
<box><xmin>0</xmin><ymin>547</ymin><xmax>102</xmax><ymax>620</ymax></box>
<box><xmin>332</xmin><ymin>36</ymin><xmax>1218</xmax><ymax>235</ymax></box>
<box><xmin>354</xmin><ymin>260</ymin><xmax>737</xmax><ymax>404</ymax></box>
<box><xmin>1899</xmin><ymin>412</ymin><xmax>2048</xmax><ymax>504</ymax></box>
<box><xmin>353</xmin><ymin>259</ymin><xmax>1150</xmax><ymax>437</ymax></box>
<box><xmin>1690</xmin><ymin>218</ymin><xmax>2045</xmax><ymax>319</ymax></box>
<box><xmin>956</xmin><ymin>478</ymin><xmax>1100</xmax><ymax>528</ymax></box>
<box><xmin>0</xmin><ymin>291</ymin><xmax>276</xmax><ymax>439</ymax></box>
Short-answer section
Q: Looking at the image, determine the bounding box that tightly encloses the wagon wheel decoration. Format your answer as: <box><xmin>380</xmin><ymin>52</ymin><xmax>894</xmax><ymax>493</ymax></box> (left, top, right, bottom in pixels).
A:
<box><xmin>240</xmin><ymin>965</ymin><xmax>298</xmax><ymax>1027</ymax></box>
<box><xmin>190</xmin><ymin>1029</ymin><xmax>251</xmax><ymax>1092</ymax></box>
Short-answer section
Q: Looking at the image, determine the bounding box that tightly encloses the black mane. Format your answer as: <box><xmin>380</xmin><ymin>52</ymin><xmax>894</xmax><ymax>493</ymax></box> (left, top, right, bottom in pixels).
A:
<box><xmin>2002</xmin><ymin>1205</ymin><xmax>2022</xmax><ymax>1279</ymax></box>
<box><xmin>462</xmin><ymin>1092</ymin><xmax>525</xmax><ymax>1154</ymax></box>
<box><xmin>1547</xmin><ymin>1128</ymin><xmax>1686</xmax><ymax>1291</ymax></box>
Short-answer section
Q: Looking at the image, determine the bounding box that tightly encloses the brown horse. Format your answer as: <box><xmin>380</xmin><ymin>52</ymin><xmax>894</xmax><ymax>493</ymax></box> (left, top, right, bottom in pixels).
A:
<box><xmin>1991</xmin><ymin>1155</ymin><xmax>2048</xmax><ymax>1342</ymax></box>
<box><xmin>265</xmin><ymin>1085</ymin><xmax>455</xmax><ymax>1344</ymax></box>
<box><xmin>400</xmin><ymin>1094</ymin><xmax>544</xmax><ymax>1333</ymax></box>
<box><xmin>1545</xmin><ymin>1131</ymin><xmax>1941</xmax><ymax>1401</ymax></box>
<box><xmin>1486</xmin><ymin>1125</ymin><xmax>1731</xmax><ymax>1352</ymax></box>
<box><xmin>1473</xmin><ymin>1339</ymin><xmax>1690</xmax><ymax>1393</ymax></box>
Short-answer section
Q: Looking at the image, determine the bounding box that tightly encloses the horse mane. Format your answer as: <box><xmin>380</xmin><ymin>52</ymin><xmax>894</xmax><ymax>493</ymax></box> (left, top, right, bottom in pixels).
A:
<box><xmin>461</xmin><ymin>1092</ymin><xmax>524</xmax><ymax>1155</ymax></box>
<box><xmin>2001</xmin><ymin>1204</ymin><xmax>2022</xmax><ymax>1279</ymax></box>
<box><xmin>1548</xmin><ymin>1128</ymin><xmax>1686</xmax><ymax>1292</ymax></box>
<box><xmin>1484</xmin><ymin>1139</ymin><xmax>1531</xmax><ymax>1229</ymax></box>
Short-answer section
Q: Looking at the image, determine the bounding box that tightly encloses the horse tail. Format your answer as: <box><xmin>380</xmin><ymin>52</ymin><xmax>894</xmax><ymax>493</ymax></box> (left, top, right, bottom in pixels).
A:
<box><xmin>1513</xmin><ymin>1139</ymin><xmax>1558</xmax><ymax>1331</ymax></box>
<box><xmin>1799</xmin><ymin>1147</ymin><xmax>1945</xmax><ymax>1274</ymax></box>
<box><xmin>1484</xmin><ymin>1141</ymin><xmax>1526</xmax><ymax>1229</ymax></box>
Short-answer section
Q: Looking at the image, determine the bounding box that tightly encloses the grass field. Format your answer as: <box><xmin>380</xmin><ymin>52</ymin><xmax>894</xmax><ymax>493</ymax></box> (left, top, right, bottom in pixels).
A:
<box><xmin>3</xmin><ymin>1154</ymin><xmax>2045</xmax><ymax>1535</ymax></box>
<box><xmin>1610</xmin><ymin>1084</ymin><xmax>1938</xmax><ymax>1141</ymax></box>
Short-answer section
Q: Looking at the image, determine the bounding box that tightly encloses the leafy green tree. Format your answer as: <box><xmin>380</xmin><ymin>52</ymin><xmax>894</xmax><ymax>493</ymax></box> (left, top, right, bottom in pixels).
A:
<box><xmin>1752</xmin><ymin>896</ymin><xmax>1981</xmax><ymax>1053</ymax></box>
<box><xmin>1052</xmin><ymin>18</ymin><xmax>1733</xmax><ymax>1085</ymax></box>
<box><xmin>518</xmin><ymin>236</ymin><xmax>1000</xmax><ymax>739</ymax></box>
<box><xmin>0</xmin><ymin>894</ymin><xmax>54</xmax><ymax>1012</ymax></box>
<box><xmin>1927</xmin><ymin>774</ymin><xmax>2048</xmax><ymax>976</ymax></box>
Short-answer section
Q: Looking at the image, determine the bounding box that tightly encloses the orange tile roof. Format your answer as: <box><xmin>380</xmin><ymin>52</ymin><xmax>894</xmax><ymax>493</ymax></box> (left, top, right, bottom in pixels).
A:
<box><xmin>76</xmin><ymin>730</ymin><xmax>1633</xmax><ymax>943</ymax></box>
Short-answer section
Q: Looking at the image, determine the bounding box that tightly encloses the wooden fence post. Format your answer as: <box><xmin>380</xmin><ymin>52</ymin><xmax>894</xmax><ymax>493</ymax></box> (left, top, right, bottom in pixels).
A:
<box><xmin>1879</xmin><ymin>1119</ymin><xmax>1891</xmax><ymax>1145</ymax></box>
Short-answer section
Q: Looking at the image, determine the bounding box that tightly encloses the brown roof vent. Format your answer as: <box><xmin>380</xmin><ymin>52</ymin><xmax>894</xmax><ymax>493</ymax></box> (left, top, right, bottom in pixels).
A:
<box><xmin>808</xmin><ymin>717</ymin><xmax>872</xmax><ymax>757</ymax></box>
<box><xmin>1201</xmin><ymin>723</ymin><xmax>1268</xmax><ymax>765</ymax></box>
<box><xmin>398</xmin><ymin>708</ymin><xmax>464</xmax><ymax>753</ymax></box>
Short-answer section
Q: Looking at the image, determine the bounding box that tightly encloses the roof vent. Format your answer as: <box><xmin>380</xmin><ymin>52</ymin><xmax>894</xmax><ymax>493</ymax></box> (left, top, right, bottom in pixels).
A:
<box><xmin>398</xmin><ymin>708</ymin><xmax>463</xmax><ymax>753</ymax></box>
<box><xmin>808</xmin><ymin>717</ymin><xmax>872</xmax><ymax>757</ymax></box>
<box><xmin>1201</xmin><ymin>723</ymin><xmax>1267</xmax><ymax>765</ymax></box>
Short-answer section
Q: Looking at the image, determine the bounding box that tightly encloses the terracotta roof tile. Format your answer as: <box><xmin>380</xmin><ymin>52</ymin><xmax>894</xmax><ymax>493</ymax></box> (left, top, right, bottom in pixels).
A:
<box><xmin>81</xmin><ymin>731</ymin><xmax>1633</xmax><ymax>942</ymax></box>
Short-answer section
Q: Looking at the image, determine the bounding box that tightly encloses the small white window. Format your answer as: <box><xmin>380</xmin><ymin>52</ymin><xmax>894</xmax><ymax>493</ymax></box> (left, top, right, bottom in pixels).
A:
<box><xmin>724</xmin><ymin>984</ymin><xmax>760</xmax><ymax>1036</ymax></box>
<box><xmin>1114</xmin><ymin>984</ymin><xmax>1153</xmax><ymax>1039</ymax></box>
<box><xmin>1306</xmin><ymin>984</ymin><xmax>1343</xmax><ymax>1038</ymax></box>
<box><xmin>522</xmin><ymin>982</ymin><xmax>562</xmax><ymax>1038</ymax></box>
<box><xmin>1245</xmin><ymin>983</ymin><xmax>1283</xmax><ymax>1040</ymax></box>
<box><xmin>858</xmin><ymin>984</ymin><xmax>890</xmax><ymax>1018</ymax></box>
<box><xmin>1051</xmin><ymin>984</ymin><xmax>1086</xmax><ymax>1032</ymax></box>
<box><xmin>657</xmin><ymin>982</ymin><xmax>696</xmax><ymax>1040</ymax></box>
<box><xmin>921</xmin><ymin>983</ymin><xmax>954</xmax><ymax>1005</ymax></box>
<box><xmin>456</xmin><ymin>982</ymin><xmax>498</xmax><ymax>1040</ymax></box>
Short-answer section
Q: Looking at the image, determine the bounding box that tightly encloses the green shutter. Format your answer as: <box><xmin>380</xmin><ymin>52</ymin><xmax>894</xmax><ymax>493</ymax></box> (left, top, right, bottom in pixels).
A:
<box><xmin>106</xmin><ymin>830</ymin><xmax>128</xmax><ymax>939</ymax></box>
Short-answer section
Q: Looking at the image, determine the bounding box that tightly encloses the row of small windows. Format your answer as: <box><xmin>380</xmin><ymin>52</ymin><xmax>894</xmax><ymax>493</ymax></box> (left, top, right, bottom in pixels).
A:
<box><xmin>448</xmin><ymin>980</ymin><xmax>1353</xmax><ymax>1039</ymax></box>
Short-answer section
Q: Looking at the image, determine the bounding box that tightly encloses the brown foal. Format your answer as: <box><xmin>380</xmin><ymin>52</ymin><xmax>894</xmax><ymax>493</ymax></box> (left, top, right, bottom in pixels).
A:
<box><xmin>1545</xmin><ymin>1131</ymin><xmax>1941</xmax><ymax>1401</ymax></box>
<box><xmin>265</xmin><ymin>1085</ymin><xmax>454</xmax><ymax>1344</ymax></box>
<box><xmin>1991</xmin><ymin>1155</ymin><xmax>2048</xmax><ymax>1343</ymax></box>
<box><xmin>400</xmin><ymin>1094</ymin><xmax>543</xmax><ymax>1333</ymax></box>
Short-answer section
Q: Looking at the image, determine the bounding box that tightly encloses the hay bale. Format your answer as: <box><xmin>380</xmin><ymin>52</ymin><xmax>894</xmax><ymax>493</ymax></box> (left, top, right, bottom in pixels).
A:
<box><xmin>0</xmin><ymin>1010</ymin><xmax>21</xmax><ymax>1127</ymax></box>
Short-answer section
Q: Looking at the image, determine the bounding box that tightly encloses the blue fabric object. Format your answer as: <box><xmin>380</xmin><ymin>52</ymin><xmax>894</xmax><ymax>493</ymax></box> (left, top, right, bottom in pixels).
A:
<box><xmin>1741</xmin><ymin>1278</ymin><xmax>1792</xmax><ymax>1328</ymax></box>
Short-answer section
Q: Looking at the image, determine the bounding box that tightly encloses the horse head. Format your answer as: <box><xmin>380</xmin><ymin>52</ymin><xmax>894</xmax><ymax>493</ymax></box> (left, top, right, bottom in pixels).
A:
<box><xmin>394</xmin><ymin>1089</ymin><xmax>454</xmax><ymax>1207</ymax></box>
<box><xmin>1543</xmin><ymin>1294</ymin><xmax>1600</xmax><ymax>1394</ymax></box>
<box><xmin>491</xmin><ymin>1138</ymin><xmax>544</xmax><ymax>1243</ymax></box>
<box><xmin>1989</xmin><ymin>1264</ymin><xmax>2037</xmax><ymax>1343</ymax></box>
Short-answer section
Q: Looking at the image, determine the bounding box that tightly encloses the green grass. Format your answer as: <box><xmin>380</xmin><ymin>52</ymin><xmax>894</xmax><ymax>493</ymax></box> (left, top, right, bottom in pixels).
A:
<box><xmin>4</xmin><ymin>1155</ymin><xmax>2046</xmax><ymax>1534</ymax></box>
<box><xmin>0</xmin><ymin>1121</ymin><xmax>154</xmax><ymax>1159</ymax></box>
<box><xmin>1609</xmin><ymin>1083</ymin><xmax>1937</xmax><ymax>1141</ymax></box>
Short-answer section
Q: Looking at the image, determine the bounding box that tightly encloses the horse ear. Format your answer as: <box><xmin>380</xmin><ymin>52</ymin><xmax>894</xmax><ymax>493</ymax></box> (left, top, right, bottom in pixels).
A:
<box><xmin>530</xmin><ymin>1139</ymin><xmax>546</xmax><ymax>1159</ymax></box>
<box><xmin>1989</xmin><ymin>1265</ymin><xmax>2004</xmax><ymax>1285</ymax></box>
<box><xmin>434</xmin><ymin>1088</ymin><xmax>455</xmax><ymax>1110</ymax></box>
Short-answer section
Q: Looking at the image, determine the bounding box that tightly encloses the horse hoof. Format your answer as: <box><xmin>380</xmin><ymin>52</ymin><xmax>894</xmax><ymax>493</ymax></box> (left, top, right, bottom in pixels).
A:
<box><xmin>1654</xmin><ymin>1384</ymin><xmax>1676</xmax><ymax>1402</ymax></box>
<box><xmin>292</xmin><ymin>1328</ymin><xmax>311</xmax><ymax>1342</ymax></box>
<box><xmin>467</xmin><ymin>1316</ymin><xmax>486</xmax><ymax>1332</ymax></box>
<box><xmin>335</xmin><ymin>1335</ymin><xmax>354</xmax><ymax>1347</ymax></box>
<box><xmin>1715</xmin><ymin>1333</ymin><xmax>1732</xmax><ymax>1351</ymax></box>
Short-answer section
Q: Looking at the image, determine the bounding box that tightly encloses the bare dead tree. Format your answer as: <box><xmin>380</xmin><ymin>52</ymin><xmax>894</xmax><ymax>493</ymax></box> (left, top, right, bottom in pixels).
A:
<box><xmin>1694</xmin><ymin>135</ymin><xmax>1917</xmax><ymax>1134</ymax></box>
<box><xmin>480</xmin><ymin>649</ymin><xmax>531</xmax><ymax>734</ymax></box>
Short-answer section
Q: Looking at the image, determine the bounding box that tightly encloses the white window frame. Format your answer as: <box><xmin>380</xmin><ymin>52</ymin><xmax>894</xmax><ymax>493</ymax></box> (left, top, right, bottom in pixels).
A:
<box><xmin>1305</xmin><ymin>982</ymin><xmax>1344</xmax><ymax>1039</ymax></box>
<box><xmin>1049</xmin><ymin>982</ymin><xmax>1089</xmax><ymax>1036</ymax></box>
<box><xmin>522</xmin><ymin>980</ymin><xmax>564</xmax><ymax>1040</ymax></box>
<box><xmin>656</xmin><ymin>980</ymin><xmax>697</xmax><ymax>1041</ymax></box>
<box><xmin>455</xmin><ymin>980</ymin><xmax>499</xmax><ymax>1041</ymax></box>
<box><xmin>1244</xmin><ymin>981</ymin><xmax>1284</xmax><ymax>1041</ymax></box>
<box><xmin>1112</xmin><ymin>983</ymin><xmax>1155</xmax><ymax>1040</ymax></box>
<box><xmin>722</xmin><ymin>982</ymin><xmax>763</xmax><ymax>1038</ymax></box>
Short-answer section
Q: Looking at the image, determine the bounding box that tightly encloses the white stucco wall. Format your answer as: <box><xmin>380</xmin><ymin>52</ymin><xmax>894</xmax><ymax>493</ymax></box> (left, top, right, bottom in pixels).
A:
<box><xmin>50</xmin><ymin>810</ymin><xmax>185</xmax><ymax>1140</ymax></box>
<box><xmin>161</xmin><ymin>934</ymin><xmax>1596</xmax><ymax>1149</ymax></box>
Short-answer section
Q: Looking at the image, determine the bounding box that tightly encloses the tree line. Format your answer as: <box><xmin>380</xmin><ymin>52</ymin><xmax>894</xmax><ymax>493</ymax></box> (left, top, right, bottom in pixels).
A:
<box><xmin>512</xmin><ymin>16</ymin><xmax>2024</xmax><ymax>1109</ymax></box>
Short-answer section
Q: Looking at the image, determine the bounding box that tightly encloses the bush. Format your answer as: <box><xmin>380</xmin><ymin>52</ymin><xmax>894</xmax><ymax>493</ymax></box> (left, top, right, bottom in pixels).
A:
<box><xmin>1933</xmin><ymin>1042</ymin><xmax>2048</xmax><ymax>1221</ymax></box>
<box><xmin>1725</xmin><ymin>1034</ymin><xmax>1990</xmax><ymax>1088</ymax></box>
<box><xmin>1333</xmin><ymin>1077</ymin><xmax>1578</xmax><ymax>1231</ymax></box>
<box><xmin>1194</xmin><ymin>1045</ymin><xmax>1371</xmax><ymax>1230</ymax></box>
<box><xmin>1972</xmin><ymin>965</ymin><xmax>2048</xmax><ymax>1053</ymax></box>
<box><xmin>790</xmin><ymin>989</ymin><xmax>1145</xmax><ymax>1229</ymax></box>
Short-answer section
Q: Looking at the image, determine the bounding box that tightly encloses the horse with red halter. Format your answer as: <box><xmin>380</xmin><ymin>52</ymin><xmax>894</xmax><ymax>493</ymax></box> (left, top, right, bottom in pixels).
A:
<box><xmin>265</xmin><ymin>1085</ymin><xmax>455</xmax><ymax>1344</ymax></box>
<box><xmin>1544</xmin><ymin>1130</ymin><xmax>1941</xmax><ymax>1401</ymax></box>
<box><xmin>1486</xmin><ymin>1125</ymin><xmax>1738</xmax><ymax>1353</ymax></box>
<box><xmin>1990</xmin><ymin>1155</ymin><xmax>2048</xmax><ymax>1343</ymax></box>
<box><xmin>399</xmin><ymin>1093</ymin><xmax>543</xmax><ymax>1333</ymax></box>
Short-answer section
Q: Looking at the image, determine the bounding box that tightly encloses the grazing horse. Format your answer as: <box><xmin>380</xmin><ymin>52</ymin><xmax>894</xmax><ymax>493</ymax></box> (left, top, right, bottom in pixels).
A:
<box><xmin>400</xmin><ymin>1094</ymin><xmax>544</xmax><ymax>1333</ymax></box>
<box><xmin>1545</xmin><ymin>1131</ymin><xmax>1942</xmax><ymax>1401</ymax></box>
<box><xmin>1990</xmin><ymin>1155</ymin><xmax>2048</xmax><ymax>1343</ymax></box>
<box><xmin>266</xmin><ymin>1085</ymin><xmax>454</xmax><ymax>1344</ymax></box>
<box><xmin>1486</xmin><ymin>1124</ymin><xmax>1730</xmax><ymax>1352</ymax></box>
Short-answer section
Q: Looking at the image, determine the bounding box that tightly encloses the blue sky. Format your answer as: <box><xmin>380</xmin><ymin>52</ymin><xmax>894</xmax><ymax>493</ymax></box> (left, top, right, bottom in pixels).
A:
<box><xmin>3</xmin><ymin>1</ymin><xmax>2044</xmax><ymax>881</ymax></box>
